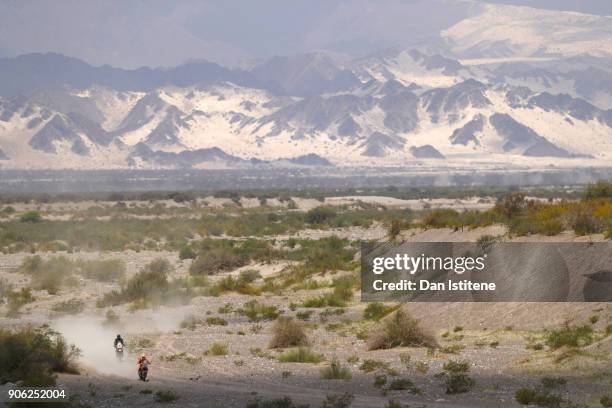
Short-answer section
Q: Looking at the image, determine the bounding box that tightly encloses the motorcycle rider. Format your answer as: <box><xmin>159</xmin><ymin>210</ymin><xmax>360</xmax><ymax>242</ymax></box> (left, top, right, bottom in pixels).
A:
<box><xmin>114</xmin><ymin>334</ymin><xmax>125</xmax><ymax>361</ymax></box>
<box><xmin>137</xmin><ymin>353</ymin><xmax>151</xmax><ymax>381</ymax></box>
<box><xmin>114</xmin><ymin>334</ymin><xmax>124</xmax><ymax>348</ymax></box>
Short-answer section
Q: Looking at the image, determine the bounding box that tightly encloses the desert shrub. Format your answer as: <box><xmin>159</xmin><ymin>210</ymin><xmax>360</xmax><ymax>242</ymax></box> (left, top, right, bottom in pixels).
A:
<box><xmin>305</xmin><ymin>206</ymin><xmax>337</xmax><ymax>224</ymax></box>
<box><xmin>98</xmin><ymin>258</ymin><xmax>174</xmax><ymax>307</ymax></box>
<box><xmin>0</xmin><ymin>278</ymin><xmax>11</xmax><ymax>299</ymax></box>
<box><xmin>179</xmin><ymin>245</ymin><xmax>197</xmax><ymax>260</ymax></box>
<box><xmin>359</xmin><ymin>359</ymin><xmax>390</xmax><ymax>373</ymax></box>
<box><xmin>0</xmin><ymin>326</ymin><xmax>80</xmax><ymax>386</ymax></box>
<box><xmin>494</xmin><ymin>193</ymin><xmax>527</xmax><ymax>219</ymax></box>
<box><xmin>154</xmin><ymin>390</ymin><xmax>179</xmax><ymax>403</ymax></box>
<box><xmin>568</xmin><ymin>206</ymin><xmax>600</xmax><ymax>235</ymax></box>
<box><xmin>540</xmin><ymin>377</ymin><xmax>566</xmax><ymax>389</ymax></box>
<box><xmin>387</xmin><ymin>378</ymin><xmax>420</xmax><ymax>394</ymax></box>
<box><xmin>476</xmin><ymin>234</ymin><xmax>499</xmax><ymax>252</ymax></box>
<box><xmin>584</xmin><ymin>181</ymin><xmax>612</xmax><ymax>200</ymax></box>
<box><xmin>320</xmin><ymin>358</ymin><xmax>352</xmax><ymax>380</ymax></box>
<box><xmin>246</xmin><ymin>397</ymin><xmax>309</xmax><ymax>408</ymax></box>
<box><xmin>301</xmin><ymin>293</ymin><xmax>346</xmax><ymax>308</ymax></box>
<box><xmin>545</xmin><ymin>324</ymin><xmax>594</xmax><ymax>349</ymax></box>
<box><xmin>206</xmin><ymin>316</ymin><xmax>228</xmax><ymax>326</ymax></box>
<box><xmin>51</xmin><ymin>299</ymin><xmax>85</xmax><ymax>315</ymax></box>
<box><xmin>270</xmin><ymin>317</ymin><xmax>308</xmax><ymax>349</ymax></box>
<box><xmin>213</xmin><ymin>272</ymin><xmax>262</xmax><ymax>295</ymax></box>
<box><xmin>19</xmin><ymin>256</ymin><xmax>75</xmax><ymax>294</ymax></box>
<box><xmin>278</xmin><ymin>347</ymin><xmax>324</xmax><ymax>363</ymax></box>
<box><xmin>7</xmin><ymin>287</ymin><xmax>35</xmax><ymax>316</ymax></box>
<box><xmin>77</xmin><ymin>259</ymin><xmax>126</xmax><ymax>282</ymax></box>
<box><xmin>20</xmin><ymin>211</ymin><xmax>42</xmax><ymax>223</ymax></box>
<box><xmin>374</xmin><ymin>374</ymin><xmax>387</xmax><ymax>388</ymax></box>
<box><xmin>207</xmin><ymin>342</ymin><xmax>228</xmax><ymax>356</ymax></box>
<box><xmin>387</xmin><ymin>219</ymin><xmax>403</xmax><ymax>240</ymax></box>
<box><xmin>180</xmin><ymin>314</ymin><xmax>203</xmax><ymax>330</ymax></box>
<box><xmin>385</xmin><ymin>400</ymin><xmax>411</xmax><ymax>408</ymax></box>
<box><xmin>601</xmin><ymin>395</ymin><xmax>612</xmax><ymax>407</ymax></box>
<box><xmin>441</xmin><ymin>360</ymin><xmax>475</xmax><ymax>394</ymax></box>
<box><xmin>515</xmin><ymin>388</ymin><xmax>562</xmax><ymax>407</ymax></box>
<box><xmin>367</xmin><ymin>309</ymin><xmax>437</xmax><ymax>350</ymax></box>
<box><xmin>103</xmin><ymin>309</ymin><xmax>120</xmax><ymax>327</ymax></box>
<box><xmin>363</xmin><ymin>302</ymin><xmax>399</xmax><ymax>321</ymax></box>
<box><xmin>296</xmin><ymin>310</ymin><xmax>313</xmax><ymax>321</ymax></box>
<box><xmin>239</xmin><ymin>300</ymin><xmax>280</xmax><ymax>322</ymax></box>
<box><xmin>189</xmin><ymin>248</ymin><xmax>244</xmax><ymax>275</ymax></box>
<box><xmin>321</xmin><ymin>393</ymin><xmax>354</xmax><ymax>408</ymax></box>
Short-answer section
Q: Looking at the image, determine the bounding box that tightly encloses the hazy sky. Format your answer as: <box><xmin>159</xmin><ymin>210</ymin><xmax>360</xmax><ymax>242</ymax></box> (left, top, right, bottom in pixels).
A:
<box><xmin>0</xmin><ymin>0</ymin><xmax>610</xmax><ymax>68</ymax></box>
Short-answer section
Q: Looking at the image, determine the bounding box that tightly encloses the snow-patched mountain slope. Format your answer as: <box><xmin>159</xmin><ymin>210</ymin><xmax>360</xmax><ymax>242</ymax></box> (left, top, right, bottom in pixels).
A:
<box><xmin>0</xmin><ymin>72</ymin><xmax>611</xmax><ymax>169</ymax></box>
<box><xmin>442</xmin><ymin>4</ymin><xmax>612</xmax><ymax>59</ymax></box>
<box><xmin>352</xmin><ymin>49</ymin><xmax>473</xmax><ymax>88</ymax></box>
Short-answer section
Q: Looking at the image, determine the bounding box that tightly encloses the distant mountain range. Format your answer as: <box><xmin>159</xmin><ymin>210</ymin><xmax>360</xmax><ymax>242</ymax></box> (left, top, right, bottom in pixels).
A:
<box><xmin>0</xmin><ymin>2</ymin><xmax>611</xmax><ymax>169</ymax></box>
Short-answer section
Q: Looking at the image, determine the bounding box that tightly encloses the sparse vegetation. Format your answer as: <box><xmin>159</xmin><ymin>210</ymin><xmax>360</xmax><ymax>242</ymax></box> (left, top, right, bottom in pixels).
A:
<box><xmin>441</xmin><ymin>360</ymin><xmax>475</xmax><ymax>394</ymax></box>
<box><xmin>320</xmin><ymin>358</ymin><xmax>352</xmax><ymax>380</ymax></box>
<box><xmin>387</xmin><ymin>378</ymin><xmax>421</xmax><ymax>394</ymax></box>
<box><xmin>51</xmin><ymin>298</ymin><xmax>85</xmax><ymax>315</ymax></box>
<box><xmin>363</xmin><ymin>302</ymin><xmax>399</xmax><ymax>321</ymax></box>
<box><xmin>154</xmin><ymin>390</ymin><xmax>179</xmax><ymax>403</ymax></box>
<box><xmin>515</xmin><ymin>387</ymin><xmax>562</xmax><ymax>407</ymax></box>
<box><xmin>0</xmin><ymin>326</ymin><xmax>80</xmax><ymax>386</ymax></box>
<box><xmin>97</xmin><ymin>258</ymin><xmax>182</xmax><ymax>307</ymax></box>
<box><xmin>278</xmin><ymin>347</ymin><xmax>324</xmax><ymax>363</ymax></box>
<box><xmin>269</xmin><ymin>317</ymin><xmax>308</xmax><ymax>348</ymax></box>
<box><xmin>367</xmin><ymin>309</ymin><xmax>437</xmax><ymax>350</ymax></box>
<box><xmin>6</xmin><ymin>287</ymin><xmax>35</xmax><ymax>316</ymax></box>
<box><xmin>239</xmin><ymin>300</ymin><xmax>281</xmax><ymax>322</ymax></box>
<box><xmin>246</xmin><ymin>397</ymin><xmax>309</xmax><ymax>408</ymax></box>
<box><xmin>320</xmin><ymin>393</ymin><xmax>354</xmax><ymax>408</ymax></box>
<box><xmin>545</xmin><ymin>324</ymin><xmax>594</xmax><ymax>349</ymax></box>
<box><xmin>207</xmin><ymin>342</ymin><xmax>229</xmax><ymax>356</ymax></box>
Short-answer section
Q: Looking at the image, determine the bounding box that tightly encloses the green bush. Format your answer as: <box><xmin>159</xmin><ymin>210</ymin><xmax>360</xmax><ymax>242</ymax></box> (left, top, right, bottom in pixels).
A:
<box><xmin>207</xmin><ymin>342</ymin><xmax>228</xmax><ymax>356</ymax></box>
<box><xmin>359</xmin><ymin>359</ymin><xmax>390</xmax><ymax>373</ymax></box>
<box><xmin>269</xmin><ymin>317</ymin><xmax>308</xmax><ymax>349</ymax></box>
<box><xmin>98</xmin><ymin>258</ymin><xmax>174</xmax><ymax>307</ymax></box>
<box><xmin>584</xmin><ymin>181</ymin><xmax>612</xmax><ymax>200</ymax></box>
<box><xmin>239</xmin><ymin>300</ymin><xmax>280</xmax><ymax>322</ymax></box>
<box><xmin>179</xmin><ymin>245</ymin><xmax>197</xmax><ymax>260</ymax></box>
<box><xmin>367</xmin><ymin>309</ymin><xmax>437</xmax><ymax>350</ymax></box>
<box><xmin>0</xmin><ymin>326</ymin><xmax>80</xmax><ymax>386</ymax></box>
<box><xmin>363</xmin><ymin>302</ymin><xmax>398</xmax><ymax>321</ymax></box>
<box><xmin>545</xmin><ymin>324</ymin><xmax>594</xmax><ymax>349</ymax></box>
<box><xmin>515</xmin><ymin>388</ymin><xmax>562</xmax><ymax>407</ymax></box>
<box><xmin>600</xmin><ymin>395</ymin><xmax>612</xmax><ymax>407</ymax></box>
<box><xmin>278</xmin><ymin>347</ymin><xmax>324</xmax><ymax>363</ymax></box>
<box><xmin>20</xmin><ymin>211</ymin><xmax>42</xmax><ymax>223</ymax></box>
<box><xmin>305</xmin><ymin>206</ymin><xmax>337</xmax><ymax>224</ymax></box>
<box><xmin>387</xmin><ymin>378</ymin><xmax>420</xmax><ymax>394</ymax></box>
<box><xmin>442</xmin><ymin>360</ymin><xmax>475</xmax><ymax>394</ymax></box>
<box><xmin>206</xmin><ymin>316</ymin><xmax>228</xmax><ymax>326</ymax></box>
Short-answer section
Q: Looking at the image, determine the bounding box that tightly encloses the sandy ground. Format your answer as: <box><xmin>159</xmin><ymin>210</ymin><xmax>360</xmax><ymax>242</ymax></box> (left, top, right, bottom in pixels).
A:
<box><xmin>0</xmin><ymin>226</ymin><xmax>610</xmax><ymax>407</ymax></box>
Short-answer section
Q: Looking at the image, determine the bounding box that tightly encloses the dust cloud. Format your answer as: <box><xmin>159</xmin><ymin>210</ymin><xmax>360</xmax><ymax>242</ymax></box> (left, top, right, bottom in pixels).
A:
<box><xmin>53</xmin><ymin>306</ymin><xmax>192</xmax><ymax>378</ymax></box>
